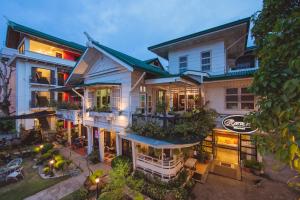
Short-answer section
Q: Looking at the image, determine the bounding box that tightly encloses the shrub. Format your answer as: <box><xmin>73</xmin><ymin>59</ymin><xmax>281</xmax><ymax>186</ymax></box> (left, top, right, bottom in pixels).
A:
<box><xmin>54</xmin><ymin>154</ymin><xmax>64</xmax><ymax>162</ymax></box>
<box><xmin>43</xmin><ymin>166</ymin><xmax>50</xmax><ymax>174</ymax></box>
<box><xmin>243</xmin><ymin>159</ymin><xmax>263</xmax><ymax>171</ymax></box>
<box><xmin>88</xmin><ymin>150</ymin><xmax>100</xmax><ymax>164</ymax></box>
<box><xmin>71</xmin><ymin>188</ymin><xmax>88</xmax><ymax>200</ymax></box>
<box><xmin>41</xmin><ymin>143</ymin><xmax>54</xmax><ymax>154</ymax></box>
<box><xmin>111</xmin><ymin>155</ymin><xmax>132</xmax><ymax>171</ymax></box>
<box><xmin>33</xmin><ymin>146</ymin><xmax>41</xmax><ymax>154</ymax></box>
<box><xmin>37</xmin><ymin>152</ymin><xmax>52</xmax><ymax>164</ymax></box>
<box><xmin>54</xmin><ymin>160</ymin><xmax>66</xmax><ymax>170</ymax></box>
<box><xmin>89</xmin><ymin>169</ymin><xmax>104</xmax><ymax>184</ymax></box>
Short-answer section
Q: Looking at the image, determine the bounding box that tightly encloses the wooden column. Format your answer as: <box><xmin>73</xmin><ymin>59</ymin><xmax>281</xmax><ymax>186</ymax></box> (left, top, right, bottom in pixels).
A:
<box><xmin>67</xmin><ymin>121</ymin><xmax>72</xmax><ymax>145</ymax></box>
<box><xmin>99</xmin><ymin>128</ymin><xmax>105</xmax><ymax>162</ymax></box>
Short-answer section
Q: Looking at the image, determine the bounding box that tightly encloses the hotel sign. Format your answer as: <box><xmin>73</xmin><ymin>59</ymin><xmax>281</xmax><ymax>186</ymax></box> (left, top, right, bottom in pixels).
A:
<box><xmin>222</xmin><ymin>115</ymin><xmax>257</xmax><ymax>134</ymax></box>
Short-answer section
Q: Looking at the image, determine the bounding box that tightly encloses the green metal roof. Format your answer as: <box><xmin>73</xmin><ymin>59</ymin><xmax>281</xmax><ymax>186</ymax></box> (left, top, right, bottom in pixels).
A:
<box><xmin>6</xmin><ymin>20</ymin><xmax>86</xmax><ymax>52</ymax></box>
<box><xmin>204</xmin><ymin>69</ymin><xmax>257</xmax><ymax>82</ymax></box>
<box><xmin>148</xmin><ymin>17</ymin><xmax>250</xmax><ymax>50</ymax></box>
<box><xmin>92</xmin><ymin>41</ymin><xmax>169</xmax><ymax>76</ymax></box>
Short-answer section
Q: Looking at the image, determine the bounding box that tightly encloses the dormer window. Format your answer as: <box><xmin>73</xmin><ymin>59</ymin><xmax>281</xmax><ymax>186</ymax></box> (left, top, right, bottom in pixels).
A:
<box><xmin>179</xmin><ymin>56</ymin><xmax>187</xmax><ymax>73</ymax></box>
<box><xmin>201</xmin><ymin>51</ymin><xmax>211</xmax><ymax>71</ymax></box>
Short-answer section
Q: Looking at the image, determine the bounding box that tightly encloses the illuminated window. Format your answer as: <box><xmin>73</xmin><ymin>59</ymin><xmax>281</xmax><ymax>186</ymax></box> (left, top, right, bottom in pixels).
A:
<box><xmin>225</xmin><ymin>88</ymin><xmax>238</xmax><ymax>109</ymax></box>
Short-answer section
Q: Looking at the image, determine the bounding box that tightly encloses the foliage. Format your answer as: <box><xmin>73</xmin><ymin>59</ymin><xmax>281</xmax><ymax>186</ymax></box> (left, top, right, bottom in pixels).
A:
<box><xmin>88</xmin><ymin>150</ymin><xmax>100</xmax><ymax>164</ymax></box>
<box><xmin>99</xmin><ymin>161</ymin><xmax>143</xmax><ymax>200</ymax></box>
<box><xmin>155</xmin><ymin>101</ymin><xmax>167</xmax><ymax>115</ymax></box>
<box><xmin>133</xmin><ymin>170</ymin><xmax>191</xmax><ymax>200</ymax></box>
<box><xmin>40</xmin><ymin>143</ymin><xmax>54</xmax><ymax>154</ymax></box>
<box><xmin>87</xmin><ymin>105</ymin><xmax>112</xmax><ymax>113</ymax></box>
<box><xmin>131</xmin><ymin>106</ymin><xmax>217</xmax><ymax>143</ymax></box>
<box><xmin>0</xmin><ymin>119</ymin><xmax>16</xmax><ymax>133</ymax></box>
<box><xmin>43</xmin><ymin>166</ymin><xmax>50</xmax><ymax>174</ymax></box>
<box><xmin>248</xmin><ymin>0</ymin><xmax>300</xmax><ymax>174</ymax></box>
<box><xmin>89</xmin><ymin>169</ymin><xmax>104</xmax><ymax>184</ymax></box>
<box><xmin>54</xmin><ymin>160</ymin><xmax>66</xmax><ymax>170</ymax></box>
<box><xmin>56</xmin><ymin>101</ymin><xmax>81</xmax><ymax>110</ymax></box>
<box><xmin>111</xmin><ymin>155</ymin><xmax>132</xmax><ymax>173</ymax></box>
<box><xmin>0</xmin><ymin>59</ymin><xmax>15</xmax><ymax>116</ymax></box>
<box><xmin>243</xmin><ymin>159</ymin><xmax>263</xmax><ymax>171</ymax></box>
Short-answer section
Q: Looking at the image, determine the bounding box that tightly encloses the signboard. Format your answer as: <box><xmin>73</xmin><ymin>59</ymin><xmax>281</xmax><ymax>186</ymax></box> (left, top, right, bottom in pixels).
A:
<box><xmin>222</xmin><ymin>115</ymin><xmax>257</xmax><ymax>134</ymax></box>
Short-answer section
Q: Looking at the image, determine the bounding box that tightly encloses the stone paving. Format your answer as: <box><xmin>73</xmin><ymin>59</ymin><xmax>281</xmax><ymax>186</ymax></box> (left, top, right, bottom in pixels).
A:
<box><xmin>24</xmin><ymin>146</ymin><xmax>111</xmax><ymax>200</ymax></box>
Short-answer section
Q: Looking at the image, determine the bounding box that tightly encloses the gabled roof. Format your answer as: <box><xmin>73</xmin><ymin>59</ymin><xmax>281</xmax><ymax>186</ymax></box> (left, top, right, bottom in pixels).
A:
<box><xmin>6</xmin><ymin>20</ymin><xmax>86</xmax><ymax>52</ymax></box>
<box><xmin>148</xmin><ymin>17</ymin><xmax>250</xmax><ymax>51</ymax></box>
<box><xmin>92</xmin><ymin>41</ymin><xmax>169</xmax><ymax>76</ymax></box>
<box><xmin>203</xmin><ymin>69</ymin><xmax>257</xmax><ymax>82</ymax></box>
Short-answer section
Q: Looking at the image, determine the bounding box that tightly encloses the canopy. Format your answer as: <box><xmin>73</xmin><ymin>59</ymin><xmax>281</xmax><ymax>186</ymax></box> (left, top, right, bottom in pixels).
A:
<box><xmin>0</xmin><ymin>110</ymin><xmax>55</xmax><ymax>120</ymax></box>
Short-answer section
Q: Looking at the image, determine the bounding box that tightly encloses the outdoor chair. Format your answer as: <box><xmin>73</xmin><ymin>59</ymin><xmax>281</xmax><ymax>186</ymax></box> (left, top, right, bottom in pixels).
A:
<box><xmin>7</xmin><ymin>158</ymin><xmax>22</xmax><ymax>170</ymax></box>
<box><xmin>6</xmin><ymin>167</ymin><xmax>24</xmax><ymax>182</ymax></box>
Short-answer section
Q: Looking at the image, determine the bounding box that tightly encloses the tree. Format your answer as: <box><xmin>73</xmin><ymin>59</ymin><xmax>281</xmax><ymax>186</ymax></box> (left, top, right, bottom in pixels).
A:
<box><xmin>0</xmin><ymin>57</ymin><xmax>15</xmax><ymax>116</ymax></box>
<box><xmin>249</xmin><ymin>0</ymin><xmax>300</xmax><ymax>180</ymax></box>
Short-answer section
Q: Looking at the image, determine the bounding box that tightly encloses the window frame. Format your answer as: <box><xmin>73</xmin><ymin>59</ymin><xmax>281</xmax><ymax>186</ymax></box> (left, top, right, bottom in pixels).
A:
<box><xmin>201</xmin><ymin>50</ymin><xmax>211</xmax><ymax>71</ymax></box>
<box><xmin>179</xmin><ymin>55</ymin><xmax>188</xmax><ymax>73</ymax></box>
<box><xmin>225</xmin><ymin>87</ymin><xmax>255</xmax><ymax>110</ymax></box>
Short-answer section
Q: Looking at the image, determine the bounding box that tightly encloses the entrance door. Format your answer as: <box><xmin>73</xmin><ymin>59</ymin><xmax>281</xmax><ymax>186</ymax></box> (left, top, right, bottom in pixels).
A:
<box><xmin>214</xmin><ymin>132</ymin><xmax>239</xmax><ymax>164</ymax></box>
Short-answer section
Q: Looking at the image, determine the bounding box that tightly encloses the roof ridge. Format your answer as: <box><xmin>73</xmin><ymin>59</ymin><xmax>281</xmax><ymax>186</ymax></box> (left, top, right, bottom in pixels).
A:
<box><xmin>7</xmin><ymin>20</ymin><xmax>86</xmax><ymax>51</ymax></box>
<box><xmin>91</xmin><ymin>41</ymin><xmax>169</xmax><ymax>76</ymax></box>
<box><xmin>148</xmin><ymin>17</ymin><xmax>250</xmax><ymax>50</ymax></box>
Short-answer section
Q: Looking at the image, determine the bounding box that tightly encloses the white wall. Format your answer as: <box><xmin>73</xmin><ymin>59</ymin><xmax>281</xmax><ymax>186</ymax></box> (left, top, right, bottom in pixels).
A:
<box><xmin>84</xmin><ymin>52</ymin><xmax>132</xmax><ymax>130</ymax></box>
<box><xmin>168</xmin><ymin>41</ymin><xmax>225</xmax><ymax>75</ymax></box>
<box><xmin>203</xmin><ymin>78</ymin><xmax>256</xmax><ymax>115</ymax></box>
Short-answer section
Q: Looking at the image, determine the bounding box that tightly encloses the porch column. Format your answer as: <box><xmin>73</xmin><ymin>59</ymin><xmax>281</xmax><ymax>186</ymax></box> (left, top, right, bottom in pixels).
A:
<box><xmin>131</xmin><ymin>141</ymin><xmax>136</xmax><ymax>170</ymax></box>
<box><xmin>116</xmin><ymin>134</ymin><xmax>121</xmax><ymax>156</ymax></box>
<box><xmin>184</xmin><ymin>87</ymin><xmax>187</xmax><ymax>111</ymax></box>
<box><xmin>99</xmin><ymin>128</ymin><xmax>105</xmax><ymax>162</ymax></box>
<box><xmin>168</xmin><ymin>85</ymin><xmax>173</xmax><ymax>111</ymax></box>
<box><xmin>87</xmin><ymin>126</ymin><xmax>93</xmax><ymax>154</ymax></box>
<box><xmin>161</xmin><ymin>148</ymin><xmax>164</xmax><ymax>179</ymax></box>
<box><xmin>67</xmin><ymin>121</ymin><xmax>72</xmax><ymax>145</ymax></box>
<box><xmin>78</xmin><ymin>123</ymin><xmax>82</xmax><ymax>137</ymax></box>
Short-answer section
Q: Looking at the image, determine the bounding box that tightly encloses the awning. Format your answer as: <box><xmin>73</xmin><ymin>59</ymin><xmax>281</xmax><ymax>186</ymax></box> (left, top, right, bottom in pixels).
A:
<box><xmin>77</xmin><ymin>82</ymin><xmax>121</xmax><ymax>87</ymax></box>
<box><xmin>123</xmin><ymin>133</ymin><xmax>199</xmax><ymax>149</ymax></box>
<box><xmin>0</xmin><ymin>110</ymin><xmax>55</xmax><ymax>120</ymax></box>
<box><xmin>50</xmin><ymin>82</ymin><xmax>122</xmax><ymax>91</ymax></box>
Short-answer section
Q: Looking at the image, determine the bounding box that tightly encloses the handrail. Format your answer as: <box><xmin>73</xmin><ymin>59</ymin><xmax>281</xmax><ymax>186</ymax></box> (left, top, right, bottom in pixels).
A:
<box><xmin>136</xmin><ymin>153</ymin><xmax>183</xmax><ymax>169</ymax></box>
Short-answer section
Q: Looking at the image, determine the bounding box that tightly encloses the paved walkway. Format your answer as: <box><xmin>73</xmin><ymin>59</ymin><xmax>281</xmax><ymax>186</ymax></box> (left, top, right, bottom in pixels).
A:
<box><xmin>25</xmin><ymin>146</ymin><xmax>111</xmax><ymax>200</ymax></box>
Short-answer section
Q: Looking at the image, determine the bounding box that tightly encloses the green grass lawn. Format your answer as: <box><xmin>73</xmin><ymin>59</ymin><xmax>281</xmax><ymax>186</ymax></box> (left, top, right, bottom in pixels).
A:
<box><xmin>0</xmin><ymin>158</ymin><xmax>68</xmax><ymax>200</ymax></box>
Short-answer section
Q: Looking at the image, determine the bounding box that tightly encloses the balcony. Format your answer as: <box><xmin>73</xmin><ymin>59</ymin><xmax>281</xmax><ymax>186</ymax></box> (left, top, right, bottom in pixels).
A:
<box><xmin>56</xmin><ymin>109</ymin><xmax>82</xmax><ymax>124</ymax></box>
<box><xmin>136</xmin><ymin>153</ymin><xmax>184</xmax><ymax>180</ymax></box>
<box><xmin>30</xmin><ymin>76</ymin><xmax>56</xmax><ymax>85</ymax></box>
<box><xmin>30</xmin><ymin>98</ymin><xmax>54</xmax><ymax>109</ymax></box>
<box><xmin>87</xmin><ymin>106</ymin><xmax>118</xmax><ymax>120</ymax></box>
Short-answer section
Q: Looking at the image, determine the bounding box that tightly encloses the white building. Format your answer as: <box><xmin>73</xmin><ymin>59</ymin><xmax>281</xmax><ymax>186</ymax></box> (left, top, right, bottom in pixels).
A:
<box><xmin>63</xmin><ymin>17</ymin><xmax>258</xmax><ymax>181</ymax></box>
<box><xmin>1</xmin><ymin>20</ymin><xmax>85</xmax><ymax>132</ymax></box>
<box><xmin>1</xmin><ymin>18</ymin><xmax>259</xmax><ymax>181</ymax></box>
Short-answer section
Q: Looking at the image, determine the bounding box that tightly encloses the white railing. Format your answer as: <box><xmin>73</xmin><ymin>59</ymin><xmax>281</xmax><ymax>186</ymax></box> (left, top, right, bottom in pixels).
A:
<box><xmin>56</xmin><ymin>109</ymin><xmax>82</xmax><ymax>124</ymax></box>
<box><xmin>136</xmin><ymin>153</ymin><xmax>184</xmax><ymax>180</ymax></box>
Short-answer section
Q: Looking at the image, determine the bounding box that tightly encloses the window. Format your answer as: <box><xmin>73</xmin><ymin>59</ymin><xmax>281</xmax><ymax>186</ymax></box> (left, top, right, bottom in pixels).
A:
<box><xmin>139</xmin><ymin>85</ymin><xmax>146</xmax><ymax>113</ymax></box>
<box><xmin>179</xmin><ymin>56</ymin><xmax>187</xmax><ymax>73</ymax></box>
<box><xmin>147</xmin><ymin>95</ymin><xmax>152</xmax><ymax>113</ymax></box>
<box><xmin>241</xmin><ymin>88</ymin><xmax>254</xmax><ymax>109</ymax></box>
<box><xmin>225</xmin><ymin>88</ymin><xmax>254</xmax><ymax>110</ymax></box>
<box><xmin>96</xmin><ymin>88</ymin><xmax>111</xmax><ymax>109</ymax></box>
<box><xmin>225</xmin><ymin>88</ymin><xmax>238</xmax><ymax>109</ymax></box>
<box><xmin>201</xmin><ymin>51</ymin><xmax>211</xmax><ymax>71</ymax></box>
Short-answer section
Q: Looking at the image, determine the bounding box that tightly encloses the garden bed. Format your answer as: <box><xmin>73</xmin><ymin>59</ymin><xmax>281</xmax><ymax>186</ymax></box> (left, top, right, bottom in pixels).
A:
<box><xmin>0</xmin><ymin>158</ymin><xmax>67</xmax><ymax>200</ymax></box>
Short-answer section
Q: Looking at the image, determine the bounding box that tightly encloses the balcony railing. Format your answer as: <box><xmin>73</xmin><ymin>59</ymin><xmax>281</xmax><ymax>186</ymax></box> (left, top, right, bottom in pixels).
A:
<box><xmin>30</xmin><ymin>76</ymin><xmax>56</xmax><ymax>85</ymax></box>
<box><xmin>132</xmin><ymin>114</ymin><xmax>187</xmax><ymax>129</ymax></box>
<box><xmin>30</xmin><ymin>99</ymin><xmax>55</xmax><ymax>108</ymax></box>
<box><xmin>136</xmin><ymin>153</ymin><xmax>184</xmax><ymax>180</ymax></box>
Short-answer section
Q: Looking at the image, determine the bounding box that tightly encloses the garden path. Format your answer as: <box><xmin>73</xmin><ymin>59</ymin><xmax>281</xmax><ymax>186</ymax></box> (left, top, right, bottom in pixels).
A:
<box><xmin>24</xmin><ymin>146</ymin><xmax>111</xmax><ymax>200</ymax></box>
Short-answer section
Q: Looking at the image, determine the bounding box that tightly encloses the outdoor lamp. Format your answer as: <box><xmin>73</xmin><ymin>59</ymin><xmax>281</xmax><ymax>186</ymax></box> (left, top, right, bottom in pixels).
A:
<box><xmin>49</xmin><ymin>159</ymin><xmax>55</xmax><ymax>165</ymax></box>
<box><xmin>40</xmin><ymin>145</ymin><xmax>44</xmax><ymax>149</ymax></box>
<box><xmin>95</xmin><ymin>177</ymin><xmax>100</xmax><ymax>198</ymax></box>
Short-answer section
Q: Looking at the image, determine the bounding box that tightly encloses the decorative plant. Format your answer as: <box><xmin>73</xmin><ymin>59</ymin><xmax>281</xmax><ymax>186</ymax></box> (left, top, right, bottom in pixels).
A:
<box><xmin>156</xmin><ymin>102</ymin><xmax>167</xmax><ymax>116</ymax></box>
